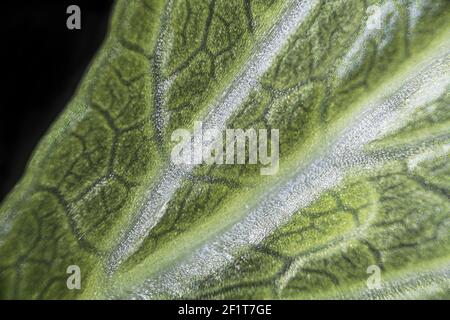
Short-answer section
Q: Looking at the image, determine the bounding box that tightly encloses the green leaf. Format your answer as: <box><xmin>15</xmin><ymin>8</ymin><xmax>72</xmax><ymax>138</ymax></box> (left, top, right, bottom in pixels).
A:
<box><xmin>1</xmin><ymin>0</ymin><xmax>449</xmax><ymax>299</ymax></box>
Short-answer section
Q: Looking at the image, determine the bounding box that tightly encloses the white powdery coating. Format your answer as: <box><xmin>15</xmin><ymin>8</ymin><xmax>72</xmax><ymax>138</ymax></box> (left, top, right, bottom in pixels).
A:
<box><xmin>408</xmin><ymin>144</ymin><xmax>450</xmax><ymax>172</ymax></box>
<box><xmin>408</xmin><ymin>0</ymin><xmax>436</xmax><ymax>31</ymax></box>
<box><xmin>340</xmin><ymin>264</ymin><xmax>450</xmax><ymax>300</ymax></box>
<box><xmin>153</xmin><ymin>0</ymin><xmax>174</xmax><ymax>141</ymax></box>
<box><xmin>129</xmin><ymin>53</ymin><xmax>449</xmax><ymax>299</ymax></box>
<box><xmin>107</xmin><ymin>0</ymin><xmax>320</xmax><ymax>272</ymax></box>
<box><xmin>202</xmin><ymin>0</ymin><xmax>318</xmax><ymax>132</ymax></box>
<box><xmin>337</xmin><ymin>0</ymin><xmax>398</xmax><ymax>79</ymax></box>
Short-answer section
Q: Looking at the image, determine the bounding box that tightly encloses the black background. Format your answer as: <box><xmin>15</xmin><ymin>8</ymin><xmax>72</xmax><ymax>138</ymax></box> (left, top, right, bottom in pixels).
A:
<box><xmin>0</xmin><ymin>1</ymin><xmax>113</xmax><ymax>201</ymax></box>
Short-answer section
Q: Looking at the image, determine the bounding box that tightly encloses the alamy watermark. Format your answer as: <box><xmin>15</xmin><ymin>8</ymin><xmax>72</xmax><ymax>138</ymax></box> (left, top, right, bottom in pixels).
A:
<box><xmin>171</xmin><ymin>121</ymin><xmax>279</xmax><ymax>175</ymax></box>
<box><xmin>366</xmin><ymin>265</ymin><xmax>382</xmax><ymax>290</ymax></box>
<box><xmin>366</xmin><ymin>5</ymin><xmax>382</xmax><ymax>31</ymax></box>
<box><xmin>66</xmin><ymin>5</ymin><xmax>81</xmax><ymax>30</ymax></box>
<box><xmin>66</xmin><ymin>265</ymin><xmax>81</xmax><ymax>290</ymax></box>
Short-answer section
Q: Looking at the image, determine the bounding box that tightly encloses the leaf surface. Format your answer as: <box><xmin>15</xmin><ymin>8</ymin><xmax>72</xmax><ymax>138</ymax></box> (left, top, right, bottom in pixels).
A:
<box><xmin>0</xmin><ymin>0</ymin><xmax>449</xmax><ymax>299</ymax></box>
